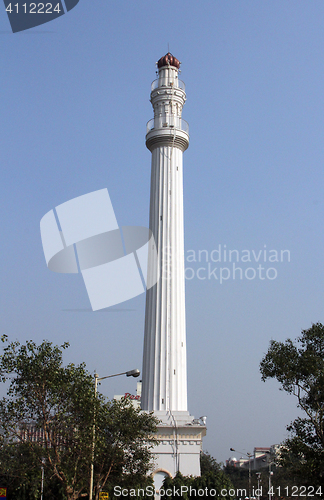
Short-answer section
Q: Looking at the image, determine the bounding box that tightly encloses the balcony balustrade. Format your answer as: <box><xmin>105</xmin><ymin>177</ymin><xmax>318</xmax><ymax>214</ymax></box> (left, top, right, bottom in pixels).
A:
<box><xmin>151</xmin><ymin>78</ymin><xmax>186</xmax><ymax>92</ymax></box>
<box><xmin>146</xmin><ymin>117</ymin><xmax>189</xmax><ymax>135</ymax></box>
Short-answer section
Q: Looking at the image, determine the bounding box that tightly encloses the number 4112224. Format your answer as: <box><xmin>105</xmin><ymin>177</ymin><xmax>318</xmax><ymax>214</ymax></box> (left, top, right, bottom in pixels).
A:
<box><xmin>269</xmin><ymin>486</ymin><xmax>323</xmax><ymax>497</ymax></box>
<box><xmin>6</xmin><ymin>3</ymin><xmax>61</xmax><ymax>14</ymax></box>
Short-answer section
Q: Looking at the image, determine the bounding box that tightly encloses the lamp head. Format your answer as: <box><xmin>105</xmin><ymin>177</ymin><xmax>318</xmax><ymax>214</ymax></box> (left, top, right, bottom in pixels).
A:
<box><xmin>126</xmin><ymin>369</ymin><xmax>140</xmax><ymax>378</ymax></box>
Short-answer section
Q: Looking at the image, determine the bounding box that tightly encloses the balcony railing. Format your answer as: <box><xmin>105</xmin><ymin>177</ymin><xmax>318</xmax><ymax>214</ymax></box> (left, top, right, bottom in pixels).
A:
<box><xmin>151</xmin><ymin>78</ymin><xmax>186</xmax><ymax>92</ymax></box>
<box><xmin>146</xmin><ymin>118</ymin><xmax>189</xmax><ymax>135</ymax></box>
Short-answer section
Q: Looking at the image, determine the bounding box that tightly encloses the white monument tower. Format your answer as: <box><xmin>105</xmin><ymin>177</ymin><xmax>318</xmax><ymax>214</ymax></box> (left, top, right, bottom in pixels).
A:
<box><xmin>141</xmin><ymin>53</ymin><xmax>206</xmax><ymax>484</ymax></box>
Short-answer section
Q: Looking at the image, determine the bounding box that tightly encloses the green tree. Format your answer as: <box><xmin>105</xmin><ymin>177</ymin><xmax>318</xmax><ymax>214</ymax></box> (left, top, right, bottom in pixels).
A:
<box><xmin>223</xmin><ymin>464</ymin><xmax>250</xmax><ymax>496</ymax></box>
<box><xmin>200</xmin><ymin>451</ymin><xmax>222</xmax><ymax>475</ymax></box>
<box><xmin>260</xmin><ymin>323</ymin><xmax>324</xmax><ymax>486</ymax></box>
<box><xmin>223</xmin><ymin>462</ymin><xmax>300</xmax><ymax>500</ymax></box>
<box><xmin>162</xmin><ymin>452</ymin><xmax>235</xmax><ymax>500</ymax></box>
<box><xmin>0</xmin><ymin>442</ymin><xmax>66</xmax><ymax>500</ymax></box>
<box><xmin>0</xmin><ymin>336</ymin><xmax>158</xmax><ymax>500</ymax></box>
<box><xmin>92</xmin><ymin>398</ymin><xmax>158</xmax><ymax>499</ymax></box>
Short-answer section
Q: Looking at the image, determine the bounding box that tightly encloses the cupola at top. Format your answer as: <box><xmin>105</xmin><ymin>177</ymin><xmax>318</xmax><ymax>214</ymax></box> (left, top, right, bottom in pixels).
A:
<box><xmin>157</xmin><ymin>52</ymin><xmax>180</xmax><ymax>69</ymax></box>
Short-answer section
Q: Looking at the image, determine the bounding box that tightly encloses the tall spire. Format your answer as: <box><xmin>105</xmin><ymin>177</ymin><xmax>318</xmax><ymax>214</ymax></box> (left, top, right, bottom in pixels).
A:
<box><xmin>141</xmin><ymin>55</ymin><xmax>206</xmax><ymax>480</ymax></box>
<box><xmin>141</xmin><ymin>54</ymin><xmax>189</xmax><ymax>412</ymax></box>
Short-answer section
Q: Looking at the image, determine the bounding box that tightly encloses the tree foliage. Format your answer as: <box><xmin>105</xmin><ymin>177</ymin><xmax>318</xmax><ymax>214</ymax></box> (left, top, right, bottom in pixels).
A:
<box><xmin>223</xmin><ymin>462</ymin><xmax>300</xmax><ymax>499</ymax></box>
<box><xmin>0</xmin><ymin>442</ymin><xmax>66</xmax><ymax>500</ymax></box>
<box><xmin>260</xmin><ymin>323</ymin><xmax>324</xmax><ymax>485</ymax></box>
<box><xmin>0</xmin><ymin>336</ymin><xmax>158</xmax><ymax>499</ymax></box>
<box><xmin>200</xmin><ymin>451</ymin><xmax>222</xmax><ymax>475</ymax></box>
<box><xmin>162</xmin><ymin>452</ymin><xmax>235</xmax><ymax>500</ymax></box>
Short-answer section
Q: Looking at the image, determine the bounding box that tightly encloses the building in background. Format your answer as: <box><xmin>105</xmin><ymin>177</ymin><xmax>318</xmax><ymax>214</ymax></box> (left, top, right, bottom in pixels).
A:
<box><xmin>226</xmin><ymin>445</ymin><xmax>280</xmax><ymax>470</ymax></box>
<box><xmin>114</xmin><ymin>381</ymin><xmax>142</xmax><ymax>409</ymax></box>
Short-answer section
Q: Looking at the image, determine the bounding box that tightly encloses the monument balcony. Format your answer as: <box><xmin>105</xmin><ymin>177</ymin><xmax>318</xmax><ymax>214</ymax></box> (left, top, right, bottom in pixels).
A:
<box><xmin>151</xmin><ymin>78</ymin><xmax>186</xmax><ymax>92</ymax></box>
<box><xmin>146</xmin><ymin>117</ymin><xmax>189</xmax><ymax>152</ymax></box>
<box><xmin>146</xmin><ymin>117</ymin><xmax>189</xmax><ymax>135</ymax></box>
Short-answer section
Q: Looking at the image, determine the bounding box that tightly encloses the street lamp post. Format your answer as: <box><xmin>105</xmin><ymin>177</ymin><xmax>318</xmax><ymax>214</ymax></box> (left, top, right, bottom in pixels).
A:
<box><xmin>264</xmin><ymin>450</ymin><xmax>274</xmax><ymax>500</ymax></box>
<box><xmin>256</xmin><ymin>472</ymin><xmax>261</xmax><ymax>500</ymax></box>
<box><xmin>230</xmin><ymin>448</ymin><xmax>253</xmax><ymax>500</ymax></box>
<box><xmin>89</xmin><ymin>368</ymin><xmax>140</xmax><ymax>500</ymax></box>
<box><xmin>268</xmin><ymin>461</ymin><xmax>274</xmax><ymax>500</ymax></box>
<box><xmin>40</xmin><ymin>458</ymin><xmax>45</xmax><ymax>500</ymax></box>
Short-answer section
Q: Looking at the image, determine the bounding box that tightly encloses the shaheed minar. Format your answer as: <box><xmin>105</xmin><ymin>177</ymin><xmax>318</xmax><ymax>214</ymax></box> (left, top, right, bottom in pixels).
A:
<box><xmin>141</xmin><ymin>53</ymin><xmax>206</xmax><ymax>485</ymax></box>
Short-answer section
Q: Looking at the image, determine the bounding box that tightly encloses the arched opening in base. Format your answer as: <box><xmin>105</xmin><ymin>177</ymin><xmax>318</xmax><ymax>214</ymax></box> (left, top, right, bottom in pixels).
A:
<box><xmin>152</xmin><ymin>468</ymin><xmax>173</xmax><ymax>491</ymax></box>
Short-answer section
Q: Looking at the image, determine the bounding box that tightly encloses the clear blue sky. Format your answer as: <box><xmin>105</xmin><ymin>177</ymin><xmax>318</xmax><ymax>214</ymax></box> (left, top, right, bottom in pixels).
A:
<box><xmin>1</xmin><ymin>0</ymin><xmax>324</xmax><ymax>464</ymax></box>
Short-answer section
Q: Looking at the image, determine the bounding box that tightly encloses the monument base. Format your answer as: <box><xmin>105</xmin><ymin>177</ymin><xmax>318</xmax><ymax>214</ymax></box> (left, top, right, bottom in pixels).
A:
<box><xmin>149</xmin><ymin>411</ymin><xmax>207</xmax><ymax>490</ymax></box>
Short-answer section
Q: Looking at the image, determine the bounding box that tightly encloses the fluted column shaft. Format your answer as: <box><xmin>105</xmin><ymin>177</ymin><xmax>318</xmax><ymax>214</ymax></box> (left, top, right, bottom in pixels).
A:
<box><xmin>142</xmin><ymin>61</ymin><xmax>189</xmax><ymax>412</ymax></box>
